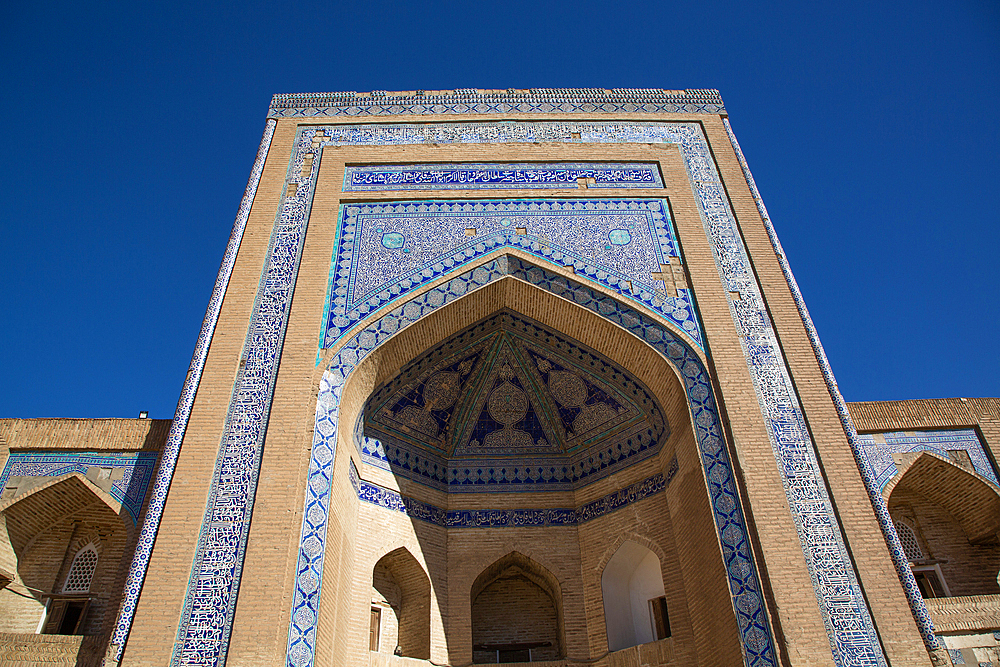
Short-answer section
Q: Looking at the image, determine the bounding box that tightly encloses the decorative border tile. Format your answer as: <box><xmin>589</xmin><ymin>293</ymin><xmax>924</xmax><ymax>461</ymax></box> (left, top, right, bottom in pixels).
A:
<box><xmin>289</xmin><ymin>255</ymin><xmax>777</xmax><ymax>667</ymax></box>
<box><xmin>110</xmin><ymin>119</ymin><xmax>276</xmax><ymax>663</ymax></box>
<box><xmin>268</xmin><ymin>88</ymin><xmax>725</xmax><ymax>118</ymax></box>
<box><xmin>723</xmin><ymin>117</ymin><xmax>939</xmax><ymax>653</ymax></box>
<box><xmin>0</xmin><ymin>451</ymin><xmax>159</xmax><ymax>524</ymax></box>
<box><xmin>857</xmin><ymin>429</ymin><xmax>998</xmax><ymax>491</ymax></box>
<box><xmin>343</xmin><ymin>163</ymin><xmax>662</xmax><ymax>191</ymax></box>
<box><xmin>350</xmin><ymin>464</ymin><xmax>665</xmax><ymax>528</ymax></box>
<box><xmin>322</xmin><ymin>198</ymin><xmax>701</xmax><ymax>351</ymax></box>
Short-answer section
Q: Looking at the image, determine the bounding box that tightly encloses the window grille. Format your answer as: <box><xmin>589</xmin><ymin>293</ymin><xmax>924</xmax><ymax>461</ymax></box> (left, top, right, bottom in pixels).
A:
<box><xmin>62</xmin><ymin>543</ymin><xmax>98</xmax><ymax>593</ymax></box>
<box><xmin>894</xmin><ymin>520</ymin><xmax>923</xmax><ymax>561</ymax></box>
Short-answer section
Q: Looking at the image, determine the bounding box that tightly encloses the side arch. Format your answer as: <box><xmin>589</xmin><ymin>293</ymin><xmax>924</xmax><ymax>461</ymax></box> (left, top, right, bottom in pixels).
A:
<box><xmin>886</xmin><ymin>451</ymin><xmax>1000</xmax><ymax>545</ymax></box>
<box><xmin>371</xmin><ymin>547</ymin><xmax>431</xmax><ymax>659</ymax></box>
<box><xmin>601</xmin><ymin>540</ymin><xmax>667</xmax><ymax>651</ymax></box>
<box><xmin>286</xmin><ymin>254</ymin><xmax>776</xmax><ymax>667</ymax></box>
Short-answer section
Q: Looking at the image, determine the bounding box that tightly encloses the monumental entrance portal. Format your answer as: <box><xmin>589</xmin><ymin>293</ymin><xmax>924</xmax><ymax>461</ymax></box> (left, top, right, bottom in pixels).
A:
<box><xmin>8</xmin><ymin>89</ymin><xmax>1000</xmax><ymax>667</ymax></box>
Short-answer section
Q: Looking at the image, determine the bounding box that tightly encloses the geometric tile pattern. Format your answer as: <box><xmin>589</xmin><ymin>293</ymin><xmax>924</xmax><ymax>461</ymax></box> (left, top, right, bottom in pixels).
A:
<box><xmin>268</xmin><ymin>88</ymin><xmax>726</xmax><ymax>118</ymax></box>
<box><xmin>0</xmin><ymin>450</ymin><xmax>159</xmax><ymax>524</ymax></box>
<box><xmin>342</xmin><ymin>162</ymin><xmax>662</xmax><ymax>191</ymax></box>
<box><xmin>722</xmin><ymin>117</ymin><xmax>939</xmax><ymax>654</ymax></box>
<box><xmin>289</xmin><ymin>255</ymin><xmax>777</xmax><ymax>667</ymax></box>
<box><xmin>349</xmin><ymin>463</ymin><xmax>666</xmax><ymax>527</ymax></box>
<box><xmin>163</xmin><ymin>111</ymin><xmax>883</xmax><ymax>667</ymax></box>
<box><xmin>359</xmin><ymin>311</ymin><xmax>669</xmax><ymax>492</ymax></box>
<box><xmin>321</xmin><ymin>198</ymin><xmax>702</xmax><ymax>350</ymax></box>
<box><xmin>113</xmin><ymin>118</ymin><xmax>277</xmax><ymax>664</ymax></box>
<box><xmin>857</xmin><ymin>428</ymin><xmax>998</xmax><ymax>492</ymax></box>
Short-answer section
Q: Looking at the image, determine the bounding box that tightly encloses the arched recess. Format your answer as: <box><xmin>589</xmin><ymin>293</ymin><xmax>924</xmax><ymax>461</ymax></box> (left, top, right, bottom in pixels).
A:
<box><xmin>370</xmin><ymin>547</ymin><xmax>431</xmax><ymax>659</ymax></box>
<box><xmin>601</xmin><ymin>541</ymin><xmax>667</xmax><ymax>651</ymax></box>
<box><xmin>287</xmin><ymin>253</ymin><xmax>776</xmax><ymax>667</ymax></box>
<box><xmin>0</xmin><ymin>473</ymin><xmax>128</xmax><ymax>635</ymax></box>
<box><xmin>887</xmin><ymin>452</ymin><xmax>1000</xmax><ymax>545</ymax></box>
<box><xmin>887</xmin><ymin>451</ymin><xmax>1000</xmax><ymax>597</ymax></box>
<box><xmin>470</xmin><ymin>552</ymin><xmax>563</xmax><ymax>663</ymax></box>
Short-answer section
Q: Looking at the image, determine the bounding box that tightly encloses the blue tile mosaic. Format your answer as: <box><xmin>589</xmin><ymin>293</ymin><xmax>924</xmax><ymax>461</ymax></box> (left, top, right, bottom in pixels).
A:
<box><xmin>0</xmin><ymin>451</ymin><xmax>159</xmax><ymax>524</ymax></box>
<box><xmin>268</xmin><ymin>88</ymin><xmax>725</xmax><ymax>118</ymax></box>
<box><xmin>166</xmin><ymin>117</ymin><xmax>887</xmax><ymax>667</ymax></box>
<box><xmin>358</xmin><ymin>311</ymin><xmax>669</xmax><ymax>492</ymax></box>
<box><xmin>110</xmin><ymin>119</ymin><xmax>276</xmax><ymax>663</ymax></box>
<box><xmin>290</xmin><ymin>255</ymin><xmax>777</xmax><ymax>667</ymax></box>
<box><xmin>723</xmin><ymin>117</ymin><xmax>938</xmax><ymax>653</ymax></box>
<box><xmin>342</xmin><ymin>163</ymin><xmax>663</xmax><ymax>191</ymax></box>
<box><xmin>857</xmin><ymin>429</ymin><xmax>998</xmax><ymax>491</ymax></box>
<box><xmin>350</xmin><ymin>463</ymin><xmax>665</xmax><ymax>528</ymax></box>
<box><xmin>321</xmin><ymin>198</ymin><xmax>701</xmax><ymax>351</ymax></box>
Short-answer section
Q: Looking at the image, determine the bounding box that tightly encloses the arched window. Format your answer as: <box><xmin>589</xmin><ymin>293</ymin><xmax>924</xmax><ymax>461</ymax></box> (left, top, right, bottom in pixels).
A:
<box><xmin>62</xmin><ymin>543</ymin><xmax>98</xmax><ymax>593</ymax></box>
<box><xmin>601</xmin><ymin>541</ymin><xmax>668</xmax><ymax>652</ymax></box>
<box><xmin>370</xmin><ymin>548</ymin><xmax>431</xmax><ymax>659</ymax></box>
<box><xmin>893</xmin><ymin>520</ymin><xmax>923</xmax><ymax>561</ymax></box>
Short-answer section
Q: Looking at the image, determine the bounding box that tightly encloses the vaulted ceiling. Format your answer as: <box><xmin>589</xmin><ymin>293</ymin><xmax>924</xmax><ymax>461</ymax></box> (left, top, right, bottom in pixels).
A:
<box><xmin>362</xmin><ymin>311</ymin><xmax>669</xmax><ymax>491</ymax></box>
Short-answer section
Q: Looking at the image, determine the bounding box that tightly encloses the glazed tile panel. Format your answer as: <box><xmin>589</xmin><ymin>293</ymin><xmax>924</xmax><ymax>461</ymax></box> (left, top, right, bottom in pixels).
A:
<box><xmin>289</xmin><ymin>256</ymin><xmax>777</xmax><ymax>667</ymax></box>
<box><xmin>857</xmin><ymin>428</ymin><xmax>998</xmax><ymax>491</ymax></box>
<box><xmin>342</xmin><ymin>162</ymin><xmax>662</xmax><ymax>191</ymax></box>
<box><xmin>349</xmin><ymin>463</ymin><xmax>668</xmax><ymax>527</ymax></box>
<box><xmin>322</xmin><ymin>199</ymin><xmax>701</xmax><ymax>350</ymax></box>
<box><xmin>0</xmin><ymin>451</ymin><xmax>159</xmax><ymax>524</ymax></box>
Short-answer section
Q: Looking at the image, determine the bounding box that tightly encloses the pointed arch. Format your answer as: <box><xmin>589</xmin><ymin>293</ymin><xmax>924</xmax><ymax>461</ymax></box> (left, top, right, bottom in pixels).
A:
<box><xmin>371</xmin><ymin>547</ymin><xmax>431</xmax><ymax>659</ymax></box>
<box><xmin>888</xmin><ymin>451</ymin><xmax>1000</xmax><ymax>544</ymax></box>
<box><xmin>470</xmin><ymin>551</ymin><xmax>564</xmax><ymax>662</ymax></box>
<box><xmin>62</xmin><ymin>542</ymin><xmax>99</xmax><ymax>593</ymax></box>
<box><xmin>288</xmin><ymin>253</ymin><xmax>775</xmax><ymax>667</ymax></box>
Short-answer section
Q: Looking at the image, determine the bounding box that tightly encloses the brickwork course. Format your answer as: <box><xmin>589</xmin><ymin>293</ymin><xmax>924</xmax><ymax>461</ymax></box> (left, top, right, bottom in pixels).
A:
<box><xmin>1</xmin><ymin>90</ymin><xmax>998</xmax><ymax>667</ymax></box>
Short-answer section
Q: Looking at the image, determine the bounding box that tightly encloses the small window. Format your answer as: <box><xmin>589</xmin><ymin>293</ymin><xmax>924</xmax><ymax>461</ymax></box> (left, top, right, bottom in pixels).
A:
<box><xmin>369</xmin><ymin>607</ymin><xmax>381</xmax><ymax>652</ymax></box>
<box><xmin>62</xmin><ymin>544</ymin><xmax>98</xmax><ymax>594</ymax></box>
<box><xmin>649</xmin><ymin>596</ymin><xmax>671</xmax><ymax>640</ymax></box>
<box><xmin>913</xmin><ymin>567</ymin><xmax>948</xmax><ymax>598</ymax></box>
<box><xmin>894</xmin><ymin>520</ymin><xmax>923</xmax><ymax>561</ymax></box>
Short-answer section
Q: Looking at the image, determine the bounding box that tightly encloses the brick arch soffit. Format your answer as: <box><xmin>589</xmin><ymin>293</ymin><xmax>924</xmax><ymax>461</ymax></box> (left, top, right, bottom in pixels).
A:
<box><xmin>885</xmin><ymin>450</ymin><xmax>1000</xmax><ymax>544</ymax></box>
<box><xmin>0</xmin><ymin>473</ymin><xmax>129</xmax><ymax>559</ymax></box>
<box><xmin>470</xmin><ymin>550</ymin><xmax>563</xmax><ymax>609</ymax></box>
<box><xmin>596</xmin><ymin>532</ymin><xmax>668</xmax><ymax>576</ymax></box>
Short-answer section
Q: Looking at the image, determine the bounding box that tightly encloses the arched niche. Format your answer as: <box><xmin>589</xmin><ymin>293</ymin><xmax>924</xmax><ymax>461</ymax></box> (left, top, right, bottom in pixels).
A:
<box><xmin>292</xmin><ymin>254</ymin><xmax>771</xmax><ymax>667</ymax></box>
<box><xmin>470</xmin><ymin>552</ymin><xmax>563</xmax><ymax>663</ymax></box>
<box><xmin>887</xmin><ymin>451</ymin><xmax>1000</xmax><ymax>596</ymax></box>
<box><xmin>0</xmin><ymin>474</ymin><xmax>128</xmax><ymax>635</ymax></box>
<box><xmin>601</xmin><ymin>541</ymin><xmax>667</xmax><ymax>651</ymax></box>
<box><xmin>370</xmin><ymin>547</ymin><xmax>431</xmax><ymax>659</ymax></box>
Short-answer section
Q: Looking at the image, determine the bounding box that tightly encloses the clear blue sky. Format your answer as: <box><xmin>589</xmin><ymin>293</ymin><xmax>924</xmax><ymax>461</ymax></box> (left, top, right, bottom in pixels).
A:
<box><xmin>1</xmin><ymin>1</ymin><xmax>997</xmax><ymax>418</ymax></box>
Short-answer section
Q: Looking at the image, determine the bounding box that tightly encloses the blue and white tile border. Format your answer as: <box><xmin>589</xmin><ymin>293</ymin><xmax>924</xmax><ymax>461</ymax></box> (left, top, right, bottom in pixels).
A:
<box><xmin>350</xmin><ymin>464</ymin><xmax>666</xmax><ymax>528</ymax></box>
<box><xmin>108</xmin><ymin>119</ymin><xmax>276</xmax><ymax>662</ymax></box>
<box><xmin>268</xmin><ymin>88</ymin><xmax>725</xmax><ymax>118</ymax></box>
<box><xmin>0</xmin><ymin>451</ymin><xmax>159</xmax><ymax>524</ymax></box>
<box><xmin>723</xmin><ymin>117</ymin><xmax>939</xmax><ymax>654</ymax></box>
<box><xmin>289</xmin><ymin>255</ymin><xmax>777</xmax><ymax>667</ymax></box>
<box><xmin>857</xmin><ymin>428</ymin><xmax>998</xmax><ymax>492</ymax></box>
<box><xmin>342</xmin><ymin>162</ymin><xmax>663</xmax><ymax>191</ymax></box>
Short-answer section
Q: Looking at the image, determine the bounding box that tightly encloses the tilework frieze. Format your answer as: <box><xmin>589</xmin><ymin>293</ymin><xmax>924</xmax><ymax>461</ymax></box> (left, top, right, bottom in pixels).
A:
<box><xmin>349</xmin><ymin>462</ymin><xmax>665</xmax><ymax>528</ymax></box>
<box><xmin>322</xmin><ymin>198</ymin><xmax>701</xmax><ymax>350</ymax></box>
<box><xmin>857</xmin><ymin>429</ymin><xmax>998</xmax><ymax>492</ymax></box>
<box><xmin>0</xmin><ymin>451</ymin><xmax>159</xmax><ymax>524</ymax></box>
<box><xmin>342</xmin><ymin>163</ymin><xmax>662</xmax><ymax>191</ymax></box>
<box><xmin>289</xmin><ymin>254</ymin><xmax>776</xmax><ymax>667</ymax></box>
<box><xmin>268</xmin><ymin>88</ymin><xmax>725</xmax><ymax>118</ymax></box>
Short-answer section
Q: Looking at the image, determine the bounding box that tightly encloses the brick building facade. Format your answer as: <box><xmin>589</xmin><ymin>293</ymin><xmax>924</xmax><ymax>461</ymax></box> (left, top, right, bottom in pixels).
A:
<box><xmin>1</xmin><ymin>89</ymin><xmax>998</xmax><ymax>667</ymax></box>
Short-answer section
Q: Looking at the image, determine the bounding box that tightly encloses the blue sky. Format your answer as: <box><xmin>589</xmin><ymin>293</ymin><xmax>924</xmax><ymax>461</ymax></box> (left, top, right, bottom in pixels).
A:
<box><xmin>1</xmin><ymin>0</ymin><xmax>997</xmax><ymax>418</ymax></box>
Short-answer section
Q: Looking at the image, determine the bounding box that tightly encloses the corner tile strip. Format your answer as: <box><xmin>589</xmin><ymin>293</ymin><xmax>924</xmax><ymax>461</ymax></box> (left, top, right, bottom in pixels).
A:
<box><xmin>342</xmin><ymin>162</ymin><xmax>662</xmax><ymax>191</ymax></box>
<box><xmin>0</xmin><ymin>451</ymin><xmax>159</xmax><ymax>524</ymax></box>
<box><xmin>110</xmin><ymin>119</ymin><xmax>275</xmax><ymax>663</ymax></box>
<box><xmin>350</xmin><ymin>466</ymin><xmax>665</xmax><ymax>527</ymax></box>
<box><xmin>268</xmin><ymin>88</ymin><xmax>724</xmax><ymax>118</ymax></box>
<box><xmin>288</xmin><ymin>255</ymin><xmax>777</xmax><ymax>667</ymax></box>
<box><xmin>722</xmin><ymin>117</ymin><xmax>938</xmax><ymax>653</ymax></box>
<box><xmin>169</xmin><ymin>118</ymin><xmax>311</xmax><ymax>667</ymax></box>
